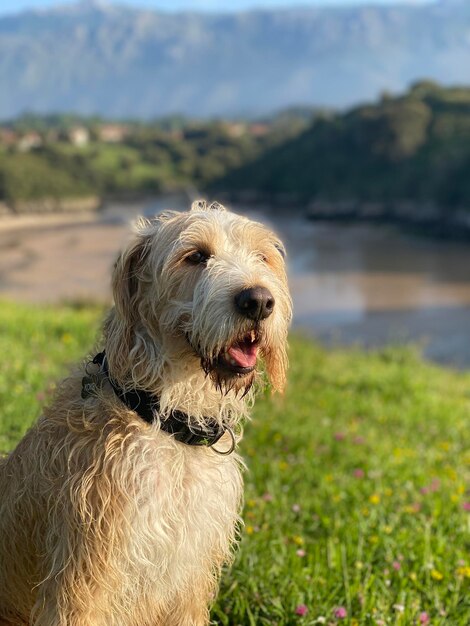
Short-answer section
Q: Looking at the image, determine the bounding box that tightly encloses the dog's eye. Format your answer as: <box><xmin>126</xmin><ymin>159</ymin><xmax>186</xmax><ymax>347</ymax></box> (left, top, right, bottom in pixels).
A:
<box><xmin>186</xmin><ymin>250</ymin><xmax>210</xmax><ymax>265</ymax></box>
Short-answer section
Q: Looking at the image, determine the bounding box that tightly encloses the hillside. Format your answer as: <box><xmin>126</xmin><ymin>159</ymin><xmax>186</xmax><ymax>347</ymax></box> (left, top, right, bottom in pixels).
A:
<box><xmin>1</xmin><ymin>301</ymin><xmax>469</xmax><ymax>624</ymax></box>
<box><xmin>3</xmin><ymin>82</ymin><xmax>470</xmax><ymax>230</ymax></box>
<box><xmin>1</xmin><ymin>0</ymin><xmax>470</xmax><ymax>118</ymax></box>
<box><xmin>0</xmin><ymin>114</ymin><xmax>308</xmax><ymax>207</ymax></box>
<box><xmin>215</xmin><ymin>82</ymin><xmax>470</xmax><ymax>215</ymax></box>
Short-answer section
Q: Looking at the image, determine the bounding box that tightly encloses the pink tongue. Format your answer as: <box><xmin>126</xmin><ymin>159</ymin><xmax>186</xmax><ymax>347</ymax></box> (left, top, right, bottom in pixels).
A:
<box><xmin>227</xmin><ymin>342</ymin><xmax>259</xmax><ymax>368</ymax></box>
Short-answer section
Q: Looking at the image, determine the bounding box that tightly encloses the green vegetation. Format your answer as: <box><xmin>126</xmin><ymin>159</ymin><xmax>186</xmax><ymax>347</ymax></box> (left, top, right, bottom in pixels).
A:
<box><xmin>0</xmin><ymin>301</ymin><xmax>103</xmax><ymax>450</ymax></box>
<box><xmin>0</xmin><ymin>113</ymin><xmax>309</xmax><ymax>205</ymax></box>
<box><xmin>37</xmin><ymin>128</ymin><xmax>264</xmax><ymax>196</ymax></box>
<box><xmin>4</xmin><ymin>83</ymin><xmax>470</xmax><ymax>216</ymax></box>
<box><xmin>215</xmin><ymin>81</ymin><xmax>470</xmax><ymax>210</ymax></box>
<box><xmin>0</xmin><ymin>152</ymin><xmax>92</xmax><ymax>203</ymax></box>
<box><xmin>1</xmin><ymin>301</ymin><xmax>469</xmax><ymax>624</ymax></box>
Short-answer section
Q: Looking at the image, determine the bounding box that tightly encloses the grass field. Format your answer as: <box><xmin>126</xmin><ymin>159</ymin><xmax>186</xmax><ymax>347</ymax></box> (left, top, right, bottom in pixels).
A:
<box><xmin>0</xmin><ymin>301</ymin><xmax>469</xmax><ymax>625</ymax></box>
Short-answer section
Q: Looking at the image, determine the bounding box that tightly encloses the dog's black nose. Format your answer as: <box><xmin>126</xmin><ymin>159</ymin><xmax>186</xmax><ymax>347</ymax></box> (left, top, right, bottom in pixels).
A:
<box><xmin>234</xmin><ymin>286</ymin><xmax>275</xmax><ymax>320</ymax></box>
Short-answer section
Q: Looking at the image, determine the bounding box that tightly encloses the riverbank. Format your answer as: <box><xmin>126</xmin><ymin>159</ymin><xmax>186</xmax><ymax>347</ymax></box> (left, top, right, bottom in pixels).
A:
<box><xmin>0</xmin><ymin>195</ymin><xmax>101</xmax><ymax>216</ymax></box>
<box><xmin>220</xmin><ymin>191</ymin><xmax>470</xmax><ymax>241</ymax></box>
<box><xmin>2</xmin><ymin>187</ymin><xmax>470</xmax><ymax>242</ymax></box>
<box><xmin>0</xmin><ymin>191</ymin><xmax>191</xmax><ymax>232</ymax></box>
<box><xmin>306</xmin><ymin>200</ymin><xmax>470</xmax><ymax>241</ymax></box>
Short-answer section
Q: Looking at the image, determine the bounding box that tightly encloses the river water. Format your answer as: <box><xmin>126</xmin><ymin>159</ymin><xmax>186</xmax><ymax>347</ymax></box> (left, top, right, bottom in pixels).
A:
<box><xmin>241</xmin><ymin>207</ymin><xmax>470</xmax><ymax>368</ymax></box>
<box><xmin>1</xmin><ymin>196</ymin><xmax>470</xmax><ymax>368</ymax></box>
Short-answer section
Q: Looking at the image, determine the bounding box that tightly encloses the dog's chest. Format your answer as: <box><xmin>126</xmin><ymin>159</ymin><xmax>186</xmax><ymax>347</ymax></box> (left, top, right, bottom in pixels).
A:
<box><xmin>122</xmin><ymin>436</ymin><xmax>243</xmax><ymax>596</ymax></box>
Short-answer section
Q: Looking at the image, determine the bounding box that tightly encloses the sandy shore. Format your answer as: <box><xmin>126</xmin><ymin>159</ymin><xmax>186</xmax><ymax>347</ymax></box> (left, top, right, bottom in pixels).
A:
<box><xmin>0</xmin><ymin>213</ymin><xmax>126</xmax><ymax>303</ymax></box>
<box><xmin>0</xmin><ymin>194</ymin><xmax>192</xmax><ymax>303</ymax></box>
<box><xmin>0</xmin><ymin>210</ymin><xmax>100</xmax><ymax>233</ymax></box>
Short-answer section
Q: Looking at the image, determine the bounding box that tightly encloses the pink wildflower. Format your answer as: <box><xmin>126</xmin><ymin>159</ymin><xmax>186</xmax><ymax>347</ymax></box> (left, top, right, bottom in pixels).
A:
<box><xmin>334</xmin><ymin>432</ymin><xmax>346</xmax><ymax>441</ymax></box>
<box><xmin>334</xmin><ymin>606</ymin><xmax>347</xmax><ymax>619</ymax></box>
<box><xmin>295</xmin><ymin>604</ymin><xmax>308</xmax><ymax>616</ymax></box>
<box><xmin>392</xmin><ymin>561</ymin><xmax>401</xmax><ymax>571</ymax></box>
<box><xmin>353</xmin><ymin>468</ymin><xmax>365</xmax><ymax>479</ymax></box>
<box><xmin>262</xmin><ymin>492</ymin><xmax>273</xmax><ymax>502</ymax></box>
<box><xmin>419</xmin><ymin>611</ymin><xmax>430</xmax><ymax>624</ymax></box>
<box><xmin>462</xmin><ymin>502</ymin><xmax>470</xmax><ymax>512</ymax></box>
<box><xmin>296</xmin><ymin>549</ymin><xmax>306</xmax><ymax>557</ymax></box>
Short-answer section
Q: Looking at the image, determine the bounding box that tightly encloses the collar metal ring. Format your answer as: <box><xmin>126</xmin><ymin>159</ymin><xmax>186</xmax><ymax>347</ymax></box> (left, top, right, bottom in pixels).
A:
<box><xmin>211</xmin><ymin>426</ymin><xmax>236</xmax><ymax>456</ymax></box>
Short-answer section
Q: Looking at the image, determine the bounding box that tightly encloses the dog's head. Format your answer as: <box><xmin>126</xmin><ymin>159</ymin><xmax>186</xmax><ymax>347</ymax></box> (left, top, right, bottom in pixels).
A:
<box><xmin>105</xmin><ymin>201</ymin><xmax>292</xmax><ymax>397</ymax></box>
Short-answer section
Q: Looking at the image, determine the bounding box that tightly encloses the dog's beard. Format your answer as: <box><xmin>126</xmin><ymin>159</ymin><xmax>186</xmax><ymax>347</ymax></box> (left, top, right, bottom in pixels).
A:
<box><xmin>202</xmin><ymin>362</ymin><xmax>256</xmax><ymax>397</ymax></box>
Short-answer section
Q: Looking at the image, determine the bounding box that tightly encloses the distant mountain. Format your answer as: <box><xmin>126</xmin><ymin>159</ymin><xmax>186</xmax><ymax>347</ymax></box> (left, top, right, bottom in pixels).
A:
<box><xmin>1</xmin><ymin>0</ymin><xmax>470</xmax><ymax>119</ymax></box>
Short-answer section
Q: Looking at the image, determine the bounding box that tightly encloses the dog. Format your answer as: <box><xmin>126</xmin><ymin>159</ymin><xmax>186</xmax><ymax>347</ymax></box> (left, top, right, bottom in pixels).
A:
<box><xmin>0</xmin><ymin>200</ymin><xmax>292</xmax><ymax>626</ymax></box>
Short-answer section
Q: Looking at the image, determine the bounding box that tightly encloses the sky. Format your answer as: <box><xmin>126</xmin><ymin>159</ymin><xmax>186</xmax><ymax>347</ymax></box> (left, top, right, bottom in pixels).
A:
<box><xmin>0</xmin><ymin>0</ymin><xmax>436</xmax><ymax>17</ymax></box>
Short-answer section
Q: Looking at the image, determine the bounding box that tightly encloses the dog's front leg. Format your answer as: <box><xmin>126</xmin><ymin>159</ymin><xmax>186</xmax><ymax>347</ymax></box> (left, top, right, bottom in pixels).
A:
<box><xmin>30</xmin><ymin>489</ymin><xmax>126</xmax><ymax>626</ymax></box>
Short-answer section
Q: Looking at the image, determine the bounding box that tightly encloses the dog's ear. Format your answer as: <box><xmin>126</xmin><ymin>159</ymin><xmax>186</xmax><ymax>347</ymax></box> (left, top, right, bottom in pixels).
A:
<box><xmin>263</xmin><ymin>238</ymin><xmax>291</xmax><ymax>394</ymax></box>
<box><xmin>264</xmin><ymin>338</ymin><xmax>288</xmax><ymax>394</ymax></box>
<box><xmin>112</xmin><ymin>230</ymin><xmax>151</xmax><ymax>323</ymax></box>
<box><xmin>105</xmin><ymin>226</ymin><xmax>152</xmax><ymax>384</ymax></box>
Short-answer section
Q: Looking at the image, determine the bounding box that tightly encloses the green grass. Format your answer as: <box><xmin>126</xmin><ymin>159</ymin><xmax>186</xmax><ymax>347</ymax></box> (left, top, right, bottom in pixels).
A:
<box><xmin>1</xmin><ymin>301</ymin><xmax>469</xmax><ymax>625</ymax></box>
<box><xmin>0</xmin><ymin>301</ymin><xmax>103</xmax><ymax>451</ymax></box>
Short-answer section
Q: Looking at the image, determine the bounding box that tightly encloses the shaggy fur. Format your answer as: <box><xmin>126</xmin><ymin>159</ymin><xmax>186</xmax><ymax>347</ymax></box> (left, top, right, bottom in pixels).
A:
<box><xmin>0</xmin><ymin>201</ymin><xmax>292</xmax><ymax>626</ymax></box>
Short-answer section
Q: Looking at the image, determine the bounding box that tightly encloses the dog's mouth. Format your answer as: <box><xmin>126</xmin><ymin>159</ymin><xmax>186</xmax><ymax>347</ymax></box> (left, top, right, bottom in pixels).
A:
<box><xmin>216</xmin><ymin>330</ymin><xmax>260</xmax><ymax>375</ymax></box>
<box><xmin>187</xmin><ymin>328</ymin><xmax>261</xmax><ymax>379</ymax></box>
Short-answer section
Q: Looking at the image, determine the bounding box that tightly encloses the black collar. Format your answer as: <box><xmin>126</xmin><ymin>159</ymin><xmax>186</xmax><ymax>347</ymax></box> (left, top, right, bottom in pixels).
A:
<box><xmin>83</xmin><ymin>352</ymin><xmax>230</xmax><ymax>449</ymax></box>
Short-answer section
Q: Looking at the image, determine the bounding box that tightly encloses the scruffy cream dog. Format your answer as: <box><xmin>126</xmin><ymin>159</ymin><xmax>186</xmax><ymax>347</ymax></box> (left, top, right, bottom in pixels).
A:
<box><xmin>0</xmin><ymin>201</ymin><xmax>292</xmax><ymax>626</ymax></box>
